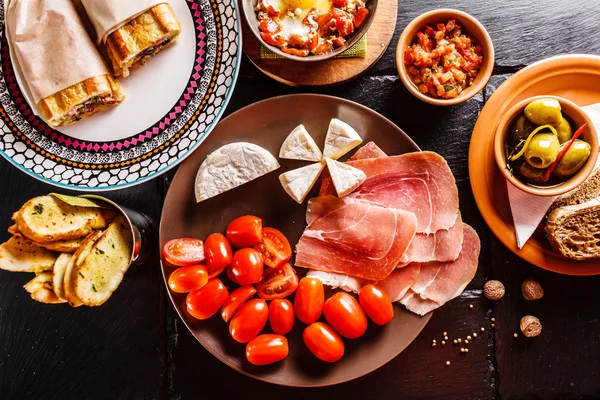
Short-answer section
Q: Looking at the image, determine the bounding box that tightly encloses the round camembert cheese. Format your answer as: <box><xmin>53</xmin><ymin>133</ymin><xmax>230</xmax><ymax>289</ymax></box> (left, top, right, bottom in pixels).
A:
<box><xmin>323</xmin><ymin>118</ymin><xmax>363</xmax><ymax>160</ymax></box>
<box><xmin>279</xmin><ymin>124</ymin><xmax>323</xmax><ymax>162</ymax></box>
<box><xmin>324</xmin><ymin>157</ymin><xmax>366</xmax><ymax>197</ymax></box>
<box><xmin>195</xmin><ymin>142</ymin><xmax>280</xmax><ymax>202</ymax></box>
<box><xmin>279</xmin><ymin>161</ymin><xmax>325</xmax><ymax>204</ymax></box>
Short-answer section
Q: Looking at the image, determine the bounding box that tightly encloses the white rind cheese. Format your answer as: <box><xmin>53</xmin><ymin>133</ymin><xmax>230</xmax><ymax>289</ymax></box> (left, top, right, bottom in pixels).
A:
<box><xmin>325</xmin><ymin>157</ymin><xmax>366</xmax><ymax>197</ymax></box>
<box><xmin>279</xmin><ymin>162</ymin><xmax>325</xmax><ymax>203</ymax></box>
<box><xmin>195</xmin><ymin>142</ymin><xmax>280</xmax><ymax>202</ymax></box>
<box><xmin>323</xmin><ymin>118</ymin><xmax>363</xmax><ymax>160</ymax></box>
<box><xmin>279</xmin><ymin>124</ymin><xmax>323</xmax><ymax>162</ymax></box>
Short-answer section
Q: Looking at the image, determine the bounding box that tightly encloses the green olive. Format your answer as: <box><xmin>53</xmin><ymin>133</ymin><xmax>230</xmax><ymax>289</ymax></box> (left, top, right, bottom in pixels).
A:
<box><xmin>554</xmin><ymin>140</ymin><xmax>591</xmax><ymax>178</ymax></box>
<box><xmin>524</xmin><ymin>133</ymin><xmax>560</xmax><ymax>169</ymax></box>
<box><xmin>517</xmin><ymin>161</ymin><xmax>546</xmax><ymax>185</ymax></box>
<box><xmin>511</xmin><ymin>115</ymin><xmax>537</xmax><ymax>142</ymax></box>
<box><xmin>556</xmin><ymin>117</ymin><xmax>573</xmax><ymax>144</ymax></box>
<box><xmin>524</xmin><ymin>98</ymin><xmax>563</xmax><ymax>126</ymax></box>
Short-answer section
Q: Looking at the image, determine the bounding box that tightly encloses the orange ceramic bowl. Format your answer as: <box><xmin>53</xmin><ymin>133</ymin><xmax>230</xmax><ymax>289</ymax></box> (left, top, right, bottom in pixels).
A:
<box><xmin>396</xmin><ymin>9</ymin><xmax>494</xmax><ymax>106</ymax></box>
<box><xmin>494</xmin><ymin>95</ymin><xmax>598</xmax><ymax>197</ymax></box>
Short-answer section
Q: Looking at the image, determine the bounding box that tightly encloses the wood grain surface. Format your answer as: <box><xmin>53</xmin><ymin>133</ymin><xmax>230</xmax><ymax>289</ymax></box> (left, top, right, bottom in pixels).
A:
<box><xmin>1</xmin><ymin>0</ymin><xmax>600</xmax><ymax>399</ymax></box>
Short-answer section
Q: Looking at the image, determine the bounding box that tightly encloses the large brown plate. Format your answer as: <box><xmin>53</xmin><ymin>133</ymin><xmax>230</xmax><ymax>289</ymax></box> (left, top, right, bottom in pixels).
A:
<box><xmin>469</xmin><ymin>54</ymin><xmax>600</xmax><ymax>275</ymax></box>
<box><xmin>159</xmin><ymin>94</ymin><xmax>432</xmax><ymax>387</ymax></box>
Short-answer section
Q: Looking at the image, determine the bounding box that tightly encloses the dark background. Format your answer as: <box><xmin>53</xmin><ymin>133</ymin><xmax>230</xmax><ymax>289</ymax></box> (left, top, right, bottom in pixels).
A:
<box><xmin>1</xmin><ymin>0</ymin><xmax>600</xmax><ymax>399</ymax></box>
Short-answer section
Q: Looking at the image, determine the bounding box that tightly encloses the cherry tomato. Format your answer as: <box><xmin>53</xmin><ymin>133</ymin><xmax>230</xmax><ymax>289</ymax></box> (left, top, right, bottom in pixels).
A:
<box><xmin>226</xmin><ymin>265</ymin><xmax>239</xmax><ymax>284</ymax></box>
<box><xmin>269</xmin><ymin>299</ymin><xmax>295</xmax><ymax>335</ymax></box>
<box><xmin>204</xmin><ymin>233</ymin><xmax>233</xmax><ymax>273</ymax></box>
<box><xmin>294</xmin><ymin>277</ymin><xmax>324</xmax><ymax>324</ymax></box>
<box><xmin>208</xmin><ymin>267</ymin><xmax>225</xmax><ymax>280</ymax></box>
<box><xmin>246</xmin><ymin>334</ymin><xmax>289</xmax><ymax>366</ymax></box>
<box><xmin>186</xmin><ymin>279</ymin><xmax>229</xmax><ymax>320</ymax></box>
<box><xmin>303</xmin><ymin>322</ymin><xmax>345</xmax><ymax>362</ymax></box>
<box><xmin>167</xmin><ymin>265</ymin><xmax>208</xmax><ymax>293</ymax></box>
<box><xmin>221</xmin><ymin>285</ymin><xmax>257</xmax><ymax>322</ymax></box>
<box><xmin>162</xmin><ymin>238</ymin><xmax>205</xmax><ymax>267</ymax></box>
<box><xmin>253</xmin><ymin>227</ymin><xmax>291</xmax><ymax>268</ymax></box>
<box><xmin>226</xmin><ymin>216</ymin><xmax>263</xmax><ymax>248</ymax></box>
<box><xmin>359</xmin><ymin>284</ymin><xmax>394</xmax><ymax>325</ymax></box>
<box><xmin>323</xmin><ymin>293</ymin><xmax>367</xmax><ymax>339</ymax></box>
<box><xmin>231</xmin><ymin>248</ymin><xmax>264</xmax><ymax>285</ymax></box>
<box><xmin>229</xmin><ymin>299</ymin><xmax>269</xmax><ymax>343</ymax></box>
<box><xmin>257</xmin><ymin>263</ymin><xmax>298</xmax><ymax>300</ymax></box>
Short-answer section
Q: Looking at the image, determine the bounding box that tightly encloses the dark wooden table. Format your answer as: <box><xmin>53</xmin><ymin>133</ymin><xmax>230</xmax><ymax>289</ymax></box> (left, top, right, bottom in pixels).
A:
<box><xmin>2</xmin><ymin>1</ymin><xmax>600</xmax><ymax>399</ymax></box>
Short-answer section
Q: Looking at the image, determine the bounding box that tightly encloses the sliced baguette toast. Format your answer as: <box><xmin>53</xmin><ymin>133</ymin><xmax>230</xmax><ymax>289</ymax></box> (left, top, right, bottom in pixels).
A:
<box><xmin>63</xmin><ymin>230</ymin><xmax>104</xmax><ymax>307</ymax></box>
<box><xmin>15</xmin><ymin>195</ymin><xmax>109</xmax><ymax>243</ymax></box>
<box><xmin>0</xmin><ymin>236</ymin><xmax>57</xmax><ymax>272</ymax></box>
<box><xmin>24</xmin><ymin>272</ymin><xmax>66</xmax><ymax>304</ymax></box>
<box><xmin>546</xmin><ymin>198</ymin><xmax>600</xmax><ymax>260</ymax></box>
<box><xmin>52</xmin><ymin>253</ymin><xmax>73</xmax><ymax>302</ymax></box>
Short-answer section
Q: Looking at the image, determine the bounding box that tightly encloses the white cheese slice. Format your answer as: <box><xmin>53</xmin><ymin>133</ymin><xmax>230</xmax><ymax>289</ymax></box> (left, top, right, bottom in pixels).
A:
<box><xmin>279</xmin><ymin>124</ymin><xmax>323</xmax><ymax>162</ymax></box>
<box><xmin>325</xmin><ymin>157</ymin><xmax>366</xmax><ymax>197</ymax></box>
<box><xmin>279</xmin><ymin>162</ymin><xmax>325</xmax><ymax>204</ymax></box>
<box><xmin>195</xmin><ymin>142</ymin><xmax>280</xmax><ymax>202</ymax></box>
<box><xmin>323</xmin><ymin>118</ymin><xmax>363</xmax><ymax>160</ymax></box>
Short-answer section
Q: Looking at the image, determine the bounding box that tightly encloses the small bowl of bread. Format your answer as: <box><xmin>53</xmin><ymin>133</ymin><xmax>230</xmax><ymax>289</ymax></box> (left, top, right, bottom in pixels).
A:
<box><xmin>0</xmin><ymin>194</ymin><xmax>151</xmax><ymax>306</ymax></box>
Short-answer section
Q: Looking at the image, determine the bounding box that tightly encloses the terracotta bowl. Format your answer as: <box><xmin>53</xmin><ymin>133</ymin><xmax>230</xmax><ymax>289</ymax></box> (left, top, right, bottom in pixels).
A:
<box><xmin>241</xmin><ymin>0</ymin><xmax>377</xmax><ymax>62</ymax></box>
<box><xmin>396</xmin><ymin>9</ymin><xmax>494</xmax><ymax>106</ymax></box>
<box><xmin>494</xmin><ymin>95</ymin><xmax>599</xmax><ymax>197</ymax></box>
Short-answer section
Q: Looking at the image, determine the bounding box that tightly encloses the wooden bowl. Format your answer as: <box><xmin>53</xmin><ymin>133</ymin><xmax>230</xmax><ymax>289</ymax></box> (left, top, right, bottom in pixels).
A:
<box><xmin>240</xmin><ymin>0</ymin><xmax>377</xmax><ymax>62</ymax></box>
<box><xmin>396</xmin><ymin>9</ymin><xmax>494</xmax><ymax>106</ymax></box>
<box><xmin>494</xmin><ymin>95</ymin><xmax>599</xmax><ymax>197</ymax></box>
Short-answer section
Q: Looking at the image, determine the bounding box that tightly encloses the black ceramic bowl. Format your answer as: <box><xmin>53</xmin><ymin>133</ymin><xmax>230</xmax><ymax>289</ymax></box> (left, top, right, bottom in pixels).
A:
<box><xmin>241</xmin><ymin>0</ymin><xmax>378</xmax><ymax>62</ymax></box>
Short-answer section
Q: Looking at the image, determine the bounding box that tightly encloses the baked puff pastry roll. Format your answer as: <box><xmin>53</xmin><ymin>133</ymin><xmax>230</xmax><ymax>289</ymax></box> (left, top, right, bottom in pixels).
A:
<box><xmin>6</xmin><ymin>0</ymin><xmax>126</xmax><ymax>128</ymax></box>
<box><xmin>82</xmin><ymin>1</ymin><xmax>182</xmax><ymax>77</ymax></box>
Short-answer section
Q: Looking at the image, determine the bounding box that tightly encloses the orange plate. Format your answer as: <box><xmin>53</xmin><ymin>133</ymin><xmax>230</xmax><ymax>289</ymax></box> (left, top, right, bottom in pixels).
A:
<box><xmin>470</xmin><ymin>54</ymin><xmax>600</xmax><ymax>276</ymax></box>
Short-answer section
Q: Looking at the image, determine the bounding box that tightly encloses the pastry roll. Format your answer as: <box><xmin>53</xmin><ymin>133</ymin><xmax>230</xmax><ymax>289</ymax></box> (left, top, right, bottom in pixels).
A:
<box><xmin>82</xmin><ymin>1</ymin><xmax>182</xmax><ymax>77</ymax></box>
<box><xmin>6</xmin><ymin>0</ymin><xmax>126</xmax><ymax>128</ymax></box>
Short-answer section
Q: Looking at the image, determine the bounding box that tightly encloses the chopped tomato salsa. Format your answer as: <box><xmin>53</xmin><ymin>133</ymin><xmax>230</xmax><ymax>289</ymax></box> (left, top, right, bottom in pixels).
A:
<box><xmin>256</xmin><ymin>0</ymin><xmax>369</xmax><ymax>57</ymax></box>
<box><xmin>404</xmin><ymin>20</ymin><xmax>484</xmax><ymax>99</ymax></box>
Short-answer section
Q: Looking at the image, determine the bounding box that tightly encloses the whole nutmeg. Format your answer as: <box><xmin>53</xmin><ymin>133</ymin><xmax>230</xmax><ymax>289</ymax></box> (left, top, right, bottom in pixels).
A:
<box><xmin>483</xmin><ymin>280</ymin><xmax>505</xmax><ymax>300</ymax></box>
<box><xmin>522</xmin><ymin>278</ymin><xmax>544</xmax><ymax>300</ymax></box>
<box><xmin>520</xmin><ymin>315</ymin><xmax>542</xmax><ymax>337</ymax></box>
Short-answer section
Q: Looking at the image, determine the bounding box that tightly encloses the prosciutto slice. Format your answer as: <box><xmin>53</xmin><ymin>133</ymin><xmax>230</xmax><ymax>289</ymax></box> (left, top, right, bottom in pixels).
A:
<box><xmin>295</xmin><ymin>195</ymin><xmax>417</xmax><ymax>281</ymax></box>
<box><xmin>400</xmin><ymin>224</ymin><xmax>480</xmax><ymax>315</ymax></box>
<box><xmin>306</xmin><ymin>263</ymin><xmax>421</xmax><ymax>302</ymax></box>
<box><xmin>400</xmin><ymin>213</ymin><xmax>464</xmax><ymax>263</ymax></box>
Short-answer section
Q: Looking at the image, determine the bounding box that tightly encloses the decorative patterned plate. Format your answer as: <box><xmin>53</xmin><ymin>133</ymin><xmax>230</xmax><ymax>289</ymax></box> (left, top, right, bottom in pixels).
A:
<box><xmin>0</xmin><ymin>0</ymin><xmax>241</xmax><ymax>190</ymax></box>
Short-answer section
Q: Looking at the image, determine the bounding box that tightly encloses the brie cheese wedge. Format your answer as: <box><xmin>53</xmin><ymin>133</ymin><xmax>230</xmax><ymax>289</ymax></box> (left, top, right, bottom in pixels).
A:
<box><xmin>325</xmin><ymin>157</ymin><xmax>366</xmax><ymax>197</ymax></box>
<box><xmin>323</xmin><ymin>118</ymin><xmax>363</xmax><ymax>160</ymax></box>
<box><xmin>279</xmin><ymin>125</ymin><xmax>323</xmax><ymax>162</ymax></box>
<box><xmin>195</xmin><ymin>142</ymin><xmax>280</xmax><ymax>202</ymax></box>
<box><xmin>279</xmin><ymin>162</ymin><xmax>325</xmax><ymax>204</ymax></box>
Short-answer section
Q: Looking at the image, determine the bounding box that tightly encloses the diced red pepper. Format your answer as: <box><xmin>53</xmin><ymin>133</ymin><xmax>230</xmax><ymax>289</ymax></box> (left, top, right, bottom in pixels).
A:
<box><xmin>332</xmin><ymin>37</ymin><xmax>345</xmax><ymax>47</ymax></box>
<box><xmin>333</xmin><ymin>0</ymin><xmax>347</xmax><ymax>7</ymax></box>
<box><xmin>336</xmin><ymin>16</ymin><xmax>354</xmax><ymax>37</ymax></box>
<box><xmin>259</xmin><ymin>18</ymin><xmax>280</xmax><ymax>34</ymax></box>
<box><xmin>353</xmin><ymin>7</ymin><xmax>369</xmax><ymax>28</ymax></box>
<box><xmin>260</xmin><ymin>32</ymin><xmax>285</xmax><ymax>46</ymax></box>
<box><xmin>281</xmin><ymin>46</ymin><xmax>310</xmax><ymax>57</ymax></box>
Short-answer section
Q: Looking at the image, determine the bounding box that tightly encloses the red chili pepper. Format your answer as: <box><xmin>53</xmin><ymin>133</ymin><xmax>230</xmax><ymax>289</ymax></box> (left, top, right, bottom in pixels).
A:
<box><xmin>542</xmin><ymin>123</ymin><xmax>588</xmax><ymax>182</ymax></box>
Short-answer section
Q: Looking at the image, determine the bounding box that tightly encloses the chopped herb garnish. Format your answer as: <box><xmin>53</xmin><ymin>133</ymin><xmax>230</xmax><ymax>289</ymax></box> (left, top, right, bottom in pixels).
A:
<box><xmin>92</xmin><ymin>284</ymin><xmax>97</xmax><ymax>292</ymax></box>
<box><xmin>78</xmin><ymin>272</ymin><xmax>84</xmax><ymax>278</ymax></box>
<box><xmin>32</xmin><ymin>204</ymin><xmax>43</xmax><ymax>215</ymax></box>
<box><xmin>95</xmin><ymin>248</ymin><xmax>105</xmax><ymax>255</ymax></box>
<box><xmin>443</xmin><ymin>85</ymin><xmax>455</xmax><ymax>91</ymax></box>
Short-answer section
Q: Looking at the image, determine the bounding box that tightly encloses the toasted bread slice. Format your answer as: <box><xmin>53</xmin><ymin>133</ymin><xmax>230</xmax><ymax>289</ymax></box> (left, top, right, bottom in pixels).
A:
<box><xmin>548</xmin><ymin>167</ymin><xmax>600</xmax><ymax>214</ymax></box>
<box><xmin>15</xmin><ymin>195</ymin><xmax>109</xmax><ymax>244</ymax></box>
<box><xmin>38</xmin><ymin>75</ymin><xmax>126</xmax><ymax>128</ymax></box>
<box><xmin>8</xmin><ymin>224</ymin><xmax>19</xmax><ymax>235</ymax></box>
<box><xmin>106</xmin><ymin>4</ymin><xmax>181</xmax><ymax>77</ymax></box>
<box><xmin>63</xmin><ymin>230</ymin><xmax>104</xmax><ymax>307</ymax></box>
<box><xmin>52</xmin><ymin>253</ymin><xmax>73</xmax><ymax>302</ymax></box>
<box><xmin>10</xmin><ymin>224</ymin><xmax>84</xmax><ymax>252</ymax></box>
<box><xmin>74</xmin><ymin>216</ymin><xmax>133</xmax><ymax>306</ymax></box>
<box><xmin>24</xmin><ymin>272</ymin><xmax>66</xmax><ymax>304</ymax></box>
<box><xmin>546</xmin><ymin>198</ymin><xmax>600</xmax><ymax>260</ymax></box>
<box><xmin>0</xmin><ymin>236</ymin><xmax>57</xmax><ymax>272</ymax></box>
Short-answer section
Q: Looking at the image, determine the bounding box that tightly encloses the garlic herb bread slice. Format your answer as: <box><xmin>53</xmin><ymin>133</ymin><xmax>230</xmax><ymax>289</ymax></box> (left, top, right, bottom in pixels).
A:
<box><xmin>195</xmin><ymin>143</ymin><xmax>280</xmax><ymax>202</ymax></box>
<box><xmin>0</xmin><ymin>236</ymin><xmax>57</xmax><ymax>272</ymax></box>
<box><xmin>74</xmin><ymin>216</ymin><xmax>133</xmax><ymax>306</ymax></box>
<box><xmin>15</xmin><ymin>195</ymin><xmax>109</xmax><ymax>243</ymax></box>
<box><xmin>279</xmin><ymin>162</ymin><xmax>325</xmax><ymax>204</ymax></box>
<box><xmin>325</xmin><ymin>157</ymin><xmax>367</xmax><ymax>198</ymax></box>
<box><xmin>64</xmin><ymin>230</ymin><xmax>103</xmax><ymax>307</ymax></box>
<box><xmin>279</xmin><ymin>125</ymin><xmax>323</xmax><ymax>162</ymax></box>
<box><xmin>52</xmin><ymin>253</ymin><xmax>73</xmax><ymax>302</ymax></box>
<box><xmin>24</xmin><ymin>272</ymin><xmax>66</xmax><ymax>304</ymax></box>
<box><xmin>323</xmin><ymin>118</ymin><xmax>363</xmax><ymax>160</ymax></box>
